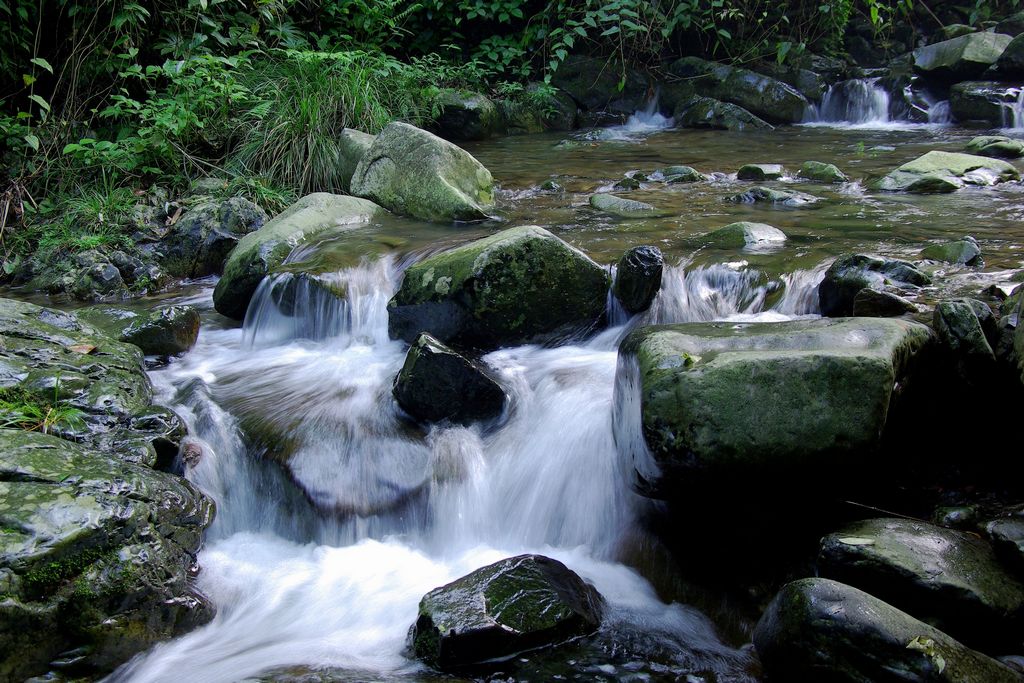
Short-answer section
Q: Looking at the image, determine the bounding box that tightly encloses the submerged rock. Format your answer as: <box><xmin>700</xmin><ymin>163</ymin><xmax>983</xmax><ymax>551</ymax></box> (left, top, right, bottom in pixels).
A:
<box><xmin>337</xmin><ymin>128</ymin><xmax>375</xmax><ymax>191</ymax></box>
<box><xmin>913</xmin><ymin>32</ymin><xmax>1014</xmax><ymax>82</ymax></box>
<box><xmin>852</xmin><ymin>288</ymin><xmax>916</xmax><ymax>317</ymax></box>
<box><xmin>819</xmin><ymin>254</ymin><xmax>930</xmax><ymax>317</ymax></box>
<box><xmin>589</xmin><ymin>193</ymin><xmax>668</xmax><ymax>218</ymax></box>
<box><xmin>433</xmin><ymin>89</ymin><xmax>503</xmax><ymax>141</ymax></box>
<box><xmin>873</xmin><ymin>150</ymin><xmax>1019</xmax><ymax>194</ymax></box>
<box><xmin>675</xmin><ymin>96</ymin><xmax>774</xmax><ymax>131</ymax></box>
<box><xmin>161</xmin><ymin>197</ymin><xmax>267</xmax><ymax>278</ymax></box>
<box><xmin>818</xmin><ymin>518</ymin><xmax>1024</xmax><ymax>647</ymax></box>
<box><xmin>619</xmin><ymin>317</ymin><xmax>932</xmax><ymax>497</ymax></box>
<box><xmin>726</xmin><ymin>186</ymin><xmax>819</xmax><ymax>206</ymax></box>
<box><xmin>737</xmin><ymin>163</ymin><xmax>784</xmax><ymax>181</ymax></box>
<box><xmin>350</xmin><ymin>121</ymin><xmax>495</xmax><ymax>223</ymax></box>
<box><xmin>76</xmin><ymin>305</ymin><xmax>200</xmax><ymax>356</ymax></box>
<box><xmin>920</xmin><ymin>236</ymin><xmax>982</xmax><ymax>265</ymax></box>
<box><xmin>754</xmin><ymin>578</ymin><xmax>1022</xmax><ymax>683</ymax></box>
<box><xmin>393</xmin><ymin>333</ymin><xmax>505</xmax><ymax>425</ymax></box>
<box><xmin>966</xmin><ymin>135</ymin><xmax>1024</xmax><ymax>159</ymax></box>
<box><xmin>613</xmin><ymin>245</ymin><xmax>663</xmax><ymax>314</ymax></box>
<box><xmin>668</xmin><ymin>57</ymin><xmax>810</xmax><ymax>123</ymax></box>
<box><xmin>799</xmin><ymin>160</ymin><xmax>849</xmax><ymax>183</ymax></box>
<box><xmin>411</xmin><ymin>554</ymin><xmax>604</xmax><ymax>670</ymax></box>
<box><xmin>702</xmin><ymin>221</ymin><xmax>787</xmax><ymax>250</ymax></box>
<box><xmin>0</xmin><ymin>429</ymin><xmax>214</xmax><ymax>681</ymax></box>
<box><xmin>388</xmin><ymin>226</ymin><xmax>610</xmax><ymax>350</ymax></box>
<box><xmin>213</xmin><ymin>193</ymin><xmax>385</xmax><ymax>320</ymax></box>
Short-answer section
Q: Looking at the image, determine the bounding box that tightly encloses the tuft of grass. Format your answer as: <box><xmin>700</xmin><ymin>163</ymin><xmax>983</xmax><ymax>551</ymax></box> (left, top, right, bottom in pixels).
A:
<box><xmin>0</xmin><ymin>385</ymin><xmax>86</xmax><ymax>435</ymax></box>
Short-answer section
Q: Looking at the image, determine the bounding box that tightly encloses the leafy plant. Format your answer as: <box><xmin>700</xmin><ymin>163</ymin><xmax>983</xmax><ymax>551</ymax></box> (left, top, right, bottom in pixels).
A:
<box><xmin>0</xmin><ymin>384</ymin><xmax>86</xmax><ymax>435</ymax></box>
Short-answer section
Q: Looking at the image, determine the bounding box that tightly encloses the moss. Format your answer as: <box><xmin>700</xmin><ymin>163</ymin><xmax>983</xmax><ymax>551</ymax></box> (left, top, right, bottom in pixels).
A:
<box><xmin>24</xmin><ymin>546</ymin><xmax>108</xmax><ymax>597</ymax></box>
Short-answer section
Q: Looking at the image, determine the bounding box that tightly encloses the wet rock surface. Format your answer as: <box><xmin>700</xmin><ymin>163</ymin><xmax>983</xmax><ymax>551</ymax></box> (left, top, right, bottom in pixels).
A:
<box><xmin>613</xmin><ymin>245</ymin><xmax>664</xmax><ymax>314</ymax></box>
<box><xmin>819</xmin><ymin>254</ymin><xmax>930</xmax><ymax>317</ymax></box>
<box><xmin>873</xmin><ymin>150</ymin><xmax>1019</xmax><ymax>193</ymax></box>
<box><xmin>76</xmin><ymin>305</ymin><xmax>201</xmax><ymax>356</ymax></box>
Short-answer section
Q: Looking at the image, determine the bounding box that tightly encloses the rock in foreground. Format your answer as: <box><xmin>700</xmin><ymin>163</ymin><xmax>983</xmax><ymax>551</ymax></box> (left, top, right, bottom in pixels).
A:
<box><xmin>819</xmin><ymin>254</ymin><xmax>930</xmax><ymax>317</ymax></box>
<box><xmin>388</xmin><ymin>226</ymin><xmax>610</xmax><ymax>350</ymax></box>
<box><xmin>77</xmin><ymin>305</ymin><xmax>200</xmax><ymax>356</ymax></box>
<box><xmin>818</xmin><ymin>518</ymin><xmax>1024</xmax><ymax>647</ymax></box>
<box><xmin>0</xmin><ymin>430</ymin><xmax>214</xmax><ymax>681</ymax></box>
<box><xmin>350</xmin><ymin>121</ymin><xmax>494</xmax><ymax>223</ymax></box>
<box><xmin>619</xmin><ymin>318</ymin><xmax>932</xmax><ymax>497</ymax></box>
<box><xmin>411</xmin><ymin>554</ymin><xmax>604</xmax><ymax>670</ymax></box>
<box><xmin>393</xmin><ymin>333</ymin><xmax>505</xmax><ymax>425</ymax></box>
<box><xmin>754</xmin><ymin>578</ymin><xmax>1022</xmax><ymax>683</ymax></box>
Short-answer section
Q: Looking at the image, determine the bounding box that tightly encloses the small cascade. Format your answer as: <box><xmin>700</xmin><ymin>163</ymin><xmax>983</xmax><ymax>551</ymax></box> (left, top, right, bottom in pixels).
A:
<box><xmin>1003</xmin><ymin>88</ymin><xmax>1024</xmax><ymax>129</ymax></box>
<box><xmin>927</xmin><ymin>99</ymin><xmax>952</xmax><ymax>124</ymax></box>
<box><xmin>812</xmin><ymin>78</ymin><xmax>891</xmax><ymax>125</ymax></box>
<box><xmin>601</xmin><ymin>93</ymin><xmax>674</xmax><ymax>139</ymax></box>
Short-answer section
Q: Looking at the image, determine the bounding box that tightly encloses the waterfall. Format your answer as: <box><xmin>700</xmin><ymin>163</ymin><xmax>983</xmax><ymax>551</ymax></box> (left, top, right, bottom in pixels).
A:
<box><xmin>1003</xmin><ymin>88</ymin><xmax>1024</xmax><ymax>130</ymax></box>
<box><xmin>600</xmin><ymin>92</ymin><xmax>675</xmax><ymax>139</ymax></box>
<box><xmin>927</xmin><ymin>99</ymin><xmax>952</xmax><ymax>124</ymax></box>
<box><xmin>812</xmin><ymin>78</ymin><xmax>891</xmax><ymax>125</ymax></box>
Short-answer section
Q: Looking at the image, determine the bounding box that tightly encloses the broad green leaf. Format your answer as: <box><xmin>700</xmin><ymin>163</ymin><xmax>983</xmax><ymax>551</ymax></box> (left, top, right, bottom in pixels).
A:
<box><xmin>28</xmin><ymin>94</ymin><xmax>50</xmax><ymax>112</ymax></box>
<box><xmin>24</xmin><ymin>134</ymin><xmax>39</xmax><ymax>151</ymax></box>
<box><xmin>30</xmin><ymin>57</ymin><xmax>52</xmax><ymax>73</ymax></box>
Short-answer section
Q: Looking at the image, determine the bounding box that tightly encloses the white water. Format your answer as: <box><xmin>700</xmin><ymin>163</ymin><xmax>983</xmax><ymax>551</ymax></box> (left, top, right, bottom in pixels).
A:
<box><xmin>600</xmin><ymin>96</ymin><xmax>674</xmax><ymax>140</ymax></box>
<box><xmin>1002</xmin><ymin>88</ymin><xmax>1024</xmax><ymax>130</ymax></box>
<box><xmin>108</xmin><ymin>256</ymin><xmax>824</xmax><ymax>682</ymax></box>
<box><xmin>804</xmin><ymin>78</ymin><xmax>951</xmax><ymax>130</ymax></box>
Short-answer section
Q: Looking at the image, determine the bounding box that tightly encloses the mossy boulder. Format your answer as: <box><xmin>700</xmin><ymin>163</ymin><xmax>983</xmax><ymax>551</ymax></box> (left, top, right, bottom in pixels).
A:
<box><xmin>920</xmin><ymin>236</ymin><xmax>982</xmax><ymax>265</ymax></box>
<box><xmin>913</xmin><ymin>32</ymin><xmax>1014</xmax><ymax>82</ymax></box>
<box><xmin>753</xmin><ymin>578</ymin><xmax>1023</xmax><ymax>683</ymax></box>
<box><xmin>71</xmin><ymin>262</ymin><xmax>128</xmax><ymax>301</ymax></box>
<box><xmin>799</xmin><ymin>160</ymin><xmax>850</xmax><ymax>183</ymax></box>
<box><xmin>852</xmin><ymin>288</ymin><xmax>916</xmax><ymax>317</ymax></box>
<box><xmin>966</xmin><ymin>135</ymin><xmax>1024</xmax><ymax>159</ymax></box>
<box><xmin>160</xmin><ymin>197</ymin><xmax>267</xmax><ymax>278</ymax></box>
<box><xmin>433</xmin><ymin>89</ymin><xmax>503</xmax><ymax>141</ymax></box>
<box><xmin>392</xmin><ymin>333</ymin><xmax>506</xmax><ymax>425</ymax></box>
<box><xmin>658</xmin><ymin>165</ymin><xmax>708</xmax><ymax>183</ymax></box>
<box><xmin>337</xmin><ymin>128</ymin><xmax>375</xmax><ymax>192</ymax></box>
<box><xmin>702</xmin><ymin>221</ymin><xmax>787</xmax><ymax>250</ymax></box>
<box><xmin>619</xmin><ymin>317</ymin><xmax>932</xmax><ymax>497</ymax></box>
<box><xmin>388</xmin><ymin>226</ymin><xmax>610</xmax><ymax>349</ymax></box>
<box><xmin>726</xmin><ymin>186</ymin><xmax>819</xmax><ymax>206</ymax></box>
<box><xmin>819</xmin><ymin>254</ymin><xmax>930</xmax><ymax>317</ymax></box>
<box><xmin>818</xmin><ymin>518</ymin><xmax>1024</xmax><ymax>648</ymax></box>
<box><xmin>737</xmin><ymin>163</ymin><xmax>784</xmax><ymax>181</ymax></box>
<box><xmin>949</xmin><ymin>82</ymin><xmax>1019</xmax><ymax>125</ymax></box>
<box><xmin>613</xmin><ymin>245</ymin><xmax>663</xmax><ymax>314</ymax></box>
<box><xmin>76</xmin><ymin>305</ymin><xmax>200</xmax><ymax>356</ymax></box>
<box><xmin>350</xmin><ymin>121</ymin><xmax>495</xmax><ymax>223</ymax></box>
<box><xmin>675</xmin><ymin>96</ymin><xmax>774</xmax><ymax>131</ymax></box>
<box><xmin>589</xmin><ymin>193</ymin><xmax>669</xmax><ymax>218</ymax></box>
<box><xmin>0</xmin><ymin>429</ymin><xmax>214</xmax><ymax>681</ymax></box>
<box><xmin>410</xmin><ymin>554</ymin><xmax>604</xmax><ymax>670</ymax></box>
<box><xmin>998</xmin><ymin>33</ymin><xmax>1024</xmax><ymax>76</ymax></box>
<box><xmin>873</xmin><ymin>151</ymin><xmax>1019</xmax><ymax>194</ymax></box>
<box><xmin>668</xmin><ymin>56</ymin><xmax>810</xmax><ymax>123</ymax></box>
<box><xmin>212</xmin><ymin>193</ymin><xmax>385</xmax><ymax>320</ymax></box>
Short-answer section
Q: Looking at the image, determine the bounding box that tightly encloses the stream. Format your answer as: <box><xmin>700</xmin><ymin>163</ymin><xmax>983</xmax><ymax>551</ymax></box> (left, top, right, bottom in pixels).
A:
<box><xmin>104</xmin><ymin>112</ymin><xmax>1024</xmax><ymax>681</ymax></box>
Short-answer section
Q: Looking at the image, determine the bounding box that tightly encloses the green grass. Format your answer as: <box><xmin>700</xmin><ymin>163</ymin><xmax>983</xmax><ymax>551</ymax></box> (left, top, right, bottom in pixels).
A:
<box><xmin>0</xmin><ymin>385</ymin><xmax>86</xmax><ymax>435</ymax></box>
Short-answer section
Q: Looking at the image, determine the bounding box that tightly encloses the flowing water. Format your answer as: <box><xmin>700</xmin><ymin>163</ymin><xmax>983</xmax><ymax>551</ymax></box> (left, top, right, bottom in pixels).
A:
<box><xmin>96</xmin><ymin>117</ymin><xmax>1024</xmax><ymax>682</ymax></box>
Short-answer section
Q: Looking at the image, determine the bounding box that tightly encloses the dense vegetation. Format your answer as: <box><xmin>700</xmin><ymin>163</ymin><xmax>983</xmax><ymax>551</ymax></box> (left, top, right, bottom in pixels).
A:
<box><xmin>0</xmin><ymin>0</ymin><xmax>1017</xmax><ymax>275</ymax></box>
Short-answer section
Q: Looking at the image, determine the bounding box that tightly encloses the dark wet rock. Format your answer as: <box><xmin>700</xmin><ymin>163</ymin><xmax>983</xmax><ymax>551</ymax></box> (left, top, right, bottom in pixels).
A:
<box><xmin>539</xmin><ymin>179</ymin><xmax>564</xmax><ymax>192</ymax></box>
<box><xmin>702</xmin><ymin>221</ymin><xmax>786</xmax><ymax>250</ymax></box>
<box><xmin>410</xmin><ymin>554</ymin><xmax>604</xmax><ymax>670</ymax></box>
<box><xmin>934</xmin><ymin>298</ymin><xmax>997</xmax><ymax>385</ymax></box>
<box><xmin>913</xmin><ymin>32</ymin><xmax>1014</xmax><ymax>83</ymax></box>
<box><xmin>550</xmin><ymin>55</ymin><xmax>648</xmax><ymax>115</ymax></box>
<box><xmin>71</xmin><ymin>262</ymin><xmax>127</xmax><ymax>301</ymax></box>
<box><xmin>658</xmin><ymin>165</ymin><xmax>707</xmax><ymax>183</ymax></box>
<box><xmin>819</xmin><ymin>254</ymin><xmax>930</xmax><ymax>317</ymax></box>
<box><xmin>755</xmin><ymin>62</ymin><xmax>828</xmax><ymax>101</ymax></box>
<box><xmin>998</xmin><ymin>12</ymin><xmax>1024</xmax><ymax>37</ymax></box>
<box><xmin>337</xmin><ymin>128</ymin><xmax>375</xmax><ymax>191</ymax></box>
<box><xmin>725</xmin><ymin>186</ymin><xmax>818</xmax><ymax>206</ymax></box>
<box><xmin>986</xmin><ymin>516</ymin><xmax>1024</xmax><ymax>573</ymax></box>
<box><xmin>799</xmin><ymin>160</ymin><xmax>849</xmax><ymax>183</ymax></box>
<box><xmin>818</xmin><ymin>518</ymin><xmax>1024</xmax><ymax>647</ymax></box>
<box><xmin>753</xmin><ymin>578</ymin><xmax>1023</xmax><ymax>683</ymax></box>
<box><xmin>0</xmin><ymin>429</ymin><xmax>214</xmax><ymax>681</ymax></box>
<box><xmin>350</xmin><ymin>121</ymin><xmax>495</xmax><ymax>223</ymax></box>
<box><xmin>934</xmin><ymin>505</ymin><xmax>978</xmax><ymax>529</ymax></box>
<box><xmin>77</xmin><ymin>305</ymin><xmax>200</xmax><ymax>356</ymax></box>
<box><xmin>520</xmin><ymin>83</ymin><xmax>578</xmax><ymax>132</ymax></box>
<box><xmin>950</xmin><ymin>81</ymin><xmax>1020</xmax><ymax>125</ymax></box>
<box><xmin>736</xmin><ymin>163</ymin><xmax>784</xmax><ymax>181</ymax></box>
<box><xmin>667</xmin><ymin>57</ymin><xmax>810</xmax><ymax>123</ymax></box>
<box><xmin>675</xmin><ymin>96</ymin><xmax>774</xmax><ymax>131</ymax></box>
<box><xmin>998</xmin><ymin>33</ymin><xmax>1024</xmax><ymax>76</ymax></box>
<box><xmin>388</xmin><ymin>226</ymin><xmax>610</xmax><ymax>350</ymax></box>
<box><xmin>619</xmin><ymin>318</ymin><xmax>932</xmax><ymax>497</ymax></box>
<box><xmin>160</xmin><ymin>197</ymin><xmax>267</xmax><ymax>278</ymax></box>
<box><xmin>433</xmin><ymin>90</ymin><xmax>503</xmax><ymax>141</ymax></box>
<box><xmin>873</xmin><ymin>150</ymin><xmax>1019</xmax><ymax>193</ymax></box>
<box><xmin>213</xmin><ymin>193</ymin><xmax>385</xmax><ymax>320</ymax></box>
<box><xmin>920</xmin><ymin>236</ymin><xmax>982</xmax><ymax>265</ymax></box>
<box><xmin>966</xmin><ymin>134</ymin><xmax>1024</xmax><ymax>159</ymax></box>
<box><xmin>393</xmin><ymin>333</ymin><xmax>505</xmax><ymax>425</ymax></box>
<box><xmin>589</xmin><ymin>193</ymin><xmax>668</xmax><ymax>218</ymax></box>
<box><xmin>852</xmin><ymin>288</ymin><xmax>917</xmax><ymax>317</ymax></box>
<box><xmin>613</xmin><ymin>246</ymin><xmax>663</xmax><ymax>314</ymax></box>
<box><xmin>613</xmin><ymin>176</ymin><xmax>641</xmax><ymax>191</ymax></box>
<box><xmin>931</xmin><ymin>24</ymin><xmax>978</xmax><ymax>43</ymax></box>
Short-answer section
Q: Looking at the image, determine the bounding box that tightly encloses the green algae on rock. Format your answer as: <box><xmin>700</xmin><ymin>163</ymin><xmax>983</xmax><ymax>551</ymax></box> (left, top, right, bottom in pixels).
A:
<box><xmin>873</xmin><ymin>151</ymin><xmax>1019</xmax><ymax>193</ymax></box>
